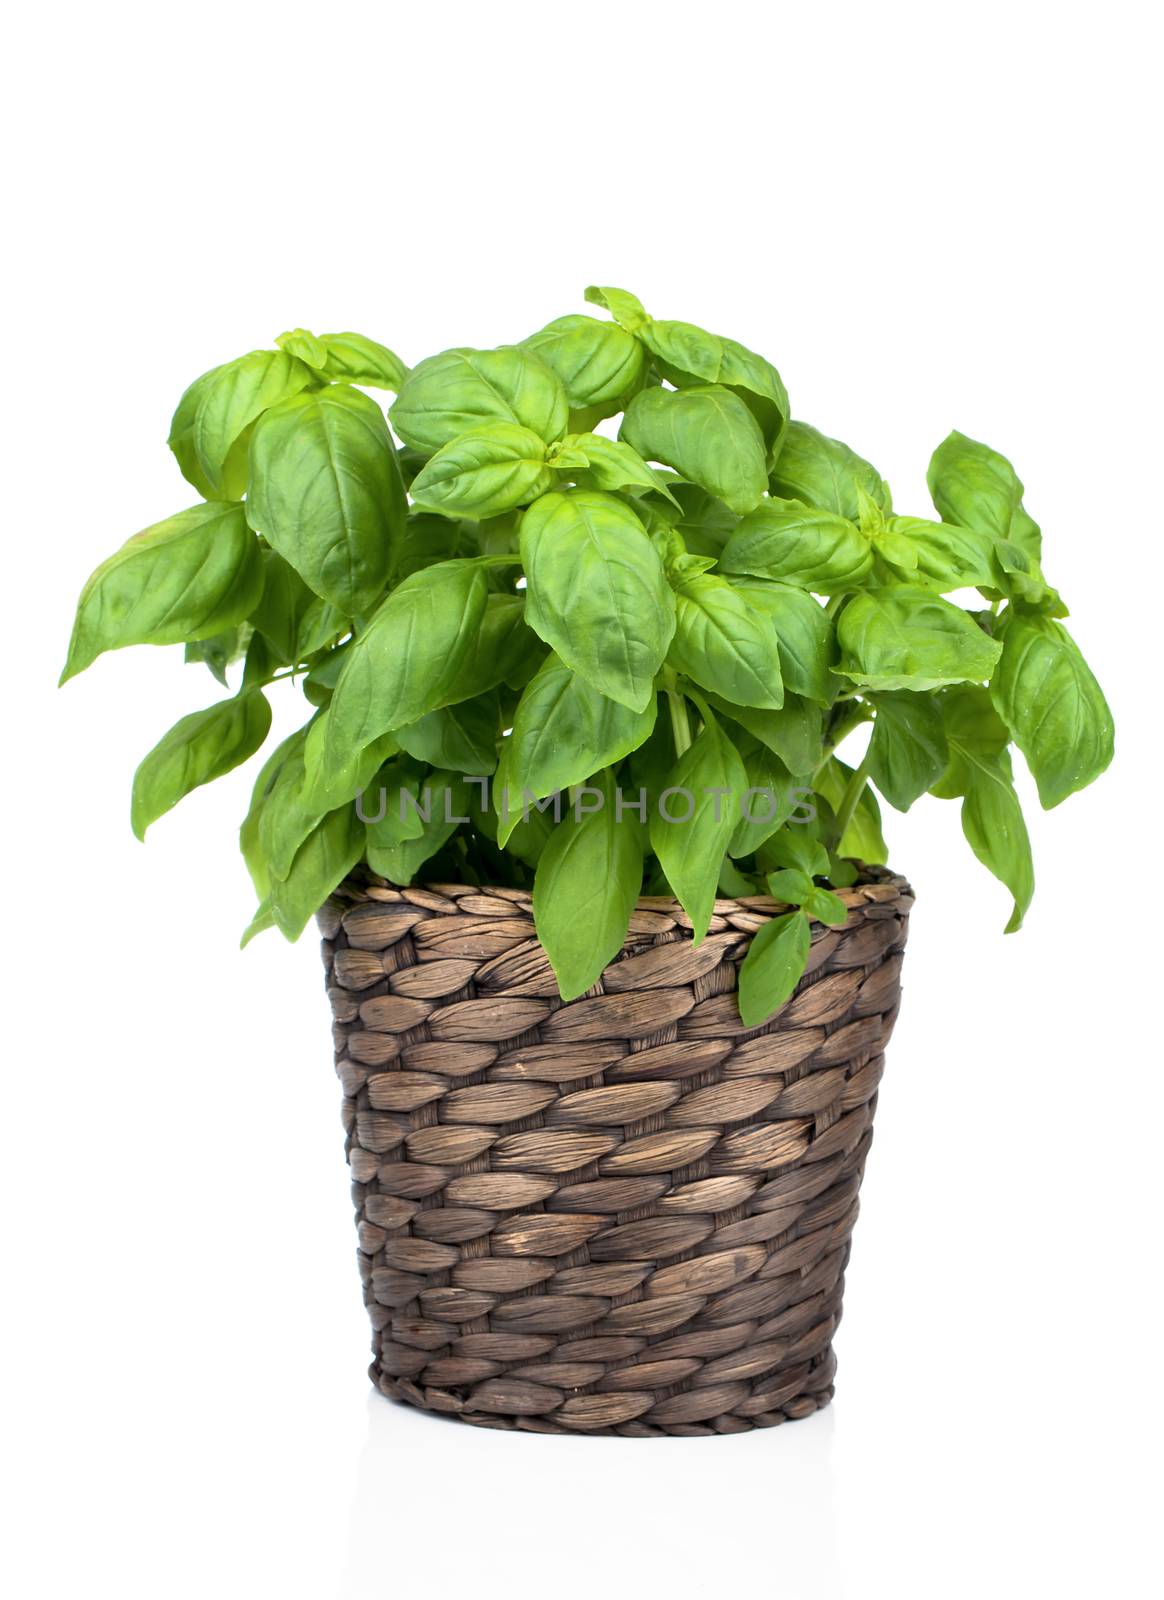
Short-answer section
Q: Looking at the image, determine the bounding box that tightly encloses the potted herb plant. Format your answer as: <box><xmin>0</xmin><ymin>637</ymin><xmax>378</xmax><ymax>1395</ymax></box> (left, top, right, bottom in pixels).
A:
<box><xmin>61</xmin><ymin>288</ymin><xmax>1113</xmax><ymax>1436</ymax></box>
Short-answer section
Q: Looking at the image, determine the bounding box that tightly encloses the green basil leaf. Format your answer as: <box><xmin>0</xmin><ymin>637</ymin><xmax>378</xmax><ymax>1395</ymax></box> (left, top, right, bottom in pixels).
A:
<box><xmin>395</xmin><ymin>511</ymin><xmax>478</xmax><ymax>580</ymax></box>
<box><xmin>720</xmin><ymin>498</ymin><xmax>873</xmax><ymax>593</ymax></box>
<box><xmin>366</xmin><ymin>771</ymin><xmax>470</xmax><ymax>882</ymax></box>
<box><xmin>533</xmin><ymin>771</ymin><xmax>644</xmax><ymax>1000</ymax></box>
<box><xmin>389</xmin><ymin>346</ymin><xmax>568</xmax><ymax>454</ymax></box>
<box><xmin>553</xmin><ymin>433</ymin><xmax>679</xmax><ymax>506</ymax></box>
<box><xmin>358</xmin><ymin>758</ymin><xmax>426</xmax><ymax>847</ymax></box>
<box><xmin>990</xmin><ymin>611</ymin><xmax>1114</xmax><ymax>808</ymax></box>
<box><xmin>620</xmin><ymin>384</ymin><xmax>768</xmax><ymax>515</ymax></box>
<box><xmin>316</xmin><ymin>331</ymin><xmax>408</xmax><ymax>391</ymax></box>
<box><xmin>250</xmin><ymin>549</ymin><xmax>346</xmax><ymax>665</ymax></box>
<box><xmin>737</xmin><ymin>910</ymin><xmax>811</xmax><ymax>1028</ymax></box>
<box><xmin>188</xmin><ymin>349</ymin><xmax>316</xmax><ymax>499</ymax></box>
<box><xmin>836</xmin><ymin>588</ymin><xmax>1002</xmax><ymax>691</ymax></box>
<box><xmin>649</xmin><ymin>715</ymin><xmax>747</xmax><ymax>941</ymax></box>
<box><xmin>927</xmin><ymin>430</ymin><xmax>1041</xmax><ymax>564</ymax></box>
<box><xmin>867</xmin><ymin>691</ymin><xmax>949</xmax><ymax>811</ymax></box>
<box><xmin>728</xmin><ymin>742</ymin><xmax>802</xmax><ymax>859</ymax></box>
<box><xmin>325</xmin><ymin>558</ymin><xmax>491</xmax><ymax>764</ymax></box>
<box><xmin>764</xmin><ymin>831</ymin><xmax>830</xmax><ymax>878</ymax></box>
<box><xmin>881</xmin><ymin>516</ymin><xmax>997</xmax><ymax>591</ymax></box>
<box><xmin>408</xmin><ymin>422</ymin><xmax>552</xmax><ymax>519</ymax></box>
<box><xmin>521</xmin><ymin>315</ymin><xmax>646</xmax><ymax>415</ymax></box>
<box><xmin>667</xmin><ymin>573</ymin><xmax>784</xmax><ymax>709</ymax></box>
<box><xmin>184</xmin><ymin>627</ymin><xmax>246</xmax><ymax>687</ymax></box>
<box><xmin>668</xmin><ymin>483</ymin><xmax>739</xmax><ymax>558</ymax></box>
<box><xmin>131</xmin><ymin>688</ymin><xmax>271</xmax><ymax>840</ymax></box>
<box><xmin>303</xmin><ymin>711</ymin><xmax>400</xmax><ymax>818</ymax></box>
<box><xmin>769</xmin><ymin>421</ymin><xmax>892</xmax><ymax>520</ymax></box>
<box><xmin>765</xmin><ymin>867</ymin><xmax>814</xmax><ymax>906</ymax></box>
<box><xmin>583</xmin><ymin>284</ymin><xmax>650</xmax><ymax>333</ymax></box>
<box><xmin>274</xmin><ymin>328</ymin><xmax>328</xmax><ymax>368</ymax></box>
<box><xmin>727</xmin><ymin>579</ymin><xmax>837</xmax><ymax>703</ymax></box>
<box><xmin>61</xmin><ymin>502</ymin><xmax>263</xmax><ymax>682</ymax></box>
<box><xmin>268</xmin><ymin>803</ymin><xmax>364</xmax><ymax>940</ymax></box>
<box><xmin>803</xmin><ymin>886</ymin><xmax>849</xmax><ymax>926</ymax></box>
<box><xmin>935</xmin><ymin>686</ymin><xmax>1034</xmax><ymax>931</ymax></box>
<box><xmin>706</xmin><ymin>690</ymin><xmax>825</xmax><ymax>774</ymax></box>
<box><xmin>815</xmin><ymin>756</ymin><xmax>889</xmax><ymax>864</ymax></box>
<box><xmin>240</xmin><ymin>727</ymin><xmax>306</xmax><ymax>902</ymax></box>
<box><xmin>498</xmin><ymin>653</ymin><xmax>656</xmax><ymax>837</ymax></box>
<box><xmin>168</xmin><ymin>363</ymin><xmax>228</xmax><ymax>499</ymax></box>
<box><xmin>520</xmin><ymin>490</ymin><xmax>674</xmax><ymax>712</ymax></box>
<box><xmin>247</xmin><ymin>385</ymin><xmax>405</xmax><ymax>615</ymax></box>
<box><xmin>639</xmin><ymin>320</ymin><xmax>789</xmax><ymax>450</ymax></box>
<box><xmin>396</xmin><ymin>692</ymin><xmax>501</xmax><ymax>775</ymax></box>
<box><xmin>473</xmin><ymin>593</ymin><xmax>538</xmax><ymax>692</ymax></box>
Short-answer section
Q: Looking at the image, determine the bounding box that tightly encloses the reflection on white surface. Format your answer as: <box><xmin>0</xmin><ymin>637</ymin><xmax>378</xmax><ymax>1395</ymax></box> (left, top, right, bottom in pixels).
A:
<box><xmin>341</xmin><ymin>1390</ymin><xmax>842</xmax><ymax>1600</ymax></box>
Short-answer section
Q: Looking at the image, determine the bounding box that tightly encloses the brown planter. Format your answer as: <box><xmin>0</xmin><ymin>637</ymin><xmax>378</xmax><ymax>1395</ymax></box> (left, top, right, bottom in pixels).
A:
<box><xmin>318</xmin><ymin>867</ymin><xmax>912</xmax><ymax>1437</ymax></box>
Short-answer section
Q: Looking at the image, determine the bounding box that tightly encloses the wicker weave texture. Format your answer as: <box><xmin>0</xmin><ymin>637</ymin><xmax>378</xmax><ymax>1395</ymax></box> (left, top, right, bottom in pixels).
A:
<box><xmin>318</xmin><ymin>868</ymin><xmax>912</xmax><ymax>1437</ymax></box>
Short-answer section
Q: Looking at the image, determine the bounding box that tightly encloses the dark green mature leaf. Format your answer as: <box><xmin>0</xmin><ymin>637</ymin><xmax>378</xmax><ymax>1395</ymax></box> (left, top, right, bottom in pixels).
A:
<box><xmin>720</xmin><ymin>498</ymin><xmax>873</xmax><ymax>593</ymax></box>
<box><xmin>836</xmin><ymin>588</ymin><xmax>1002</xmax><ymax>691</ymax></box>
<box><xmin>640</xmin><ymin>319</ymin><xmax>789</xmax><ymax>449</ymax></box>
<box><xmin>131</xmin><ymin>689</ymin><xmax>271</xmax><ymax>840</ymax></box>
<box><xmin>366</xmin><ymin>772</ymin><xmax>471</xmax><ymax>882</ymax></box>
<box><xmin>396</xmin><ymin>692</ymin><xmax>501</xmax><ymax>775</ymax></box>
<box><xmin>649</xmin><ymin>715</ymin><xmax>747</xmax><ymax>941</ymax></box>
<box><xmin>185</xmin><ymin>627</ymin><xmax>246</xmax><ymax>687</ymax></box>
<box><xmin>521</xmin><ymin>315</ymin><xmax>646</xmax><ymax>417</ymax></box>
<box><xmin>61</xmin><ymin>502</ymin><xmax>263</xmax><ymax>682</ymax></box>
<box><xmin>389</xmin><ymin>346</ymin><xmax>568</xmax><ymax>454</ymax></box>
<box><xmin>498</xmin><ymin>653</ymin><xmax>656</xmax><ymax>834</ymax></box>
<box><xmin>727</xmin><ymin>740</ymin><xmax>801</xmax><ymax>858</ymax></box>
<box><xmin>620</xmin><ymin>384</ymin><xmax>768</xmax><ymax>515</ymax></box>
<box><xmin>934</xmin><ymin>686</ymin><xmax>1034</xmax><ymax>931</ymax></box>
<box><xmin>250</xmin><ymin>550</ymin><xmax>345</xmax><ymax>665</ymax></box>
<box><xmin>867</xmin><ymin>692</ymin><xmax>948</xmax><ymax>811</ymax></box>
<box><xmin>408</xmin><ymin>423</ymin><xmax>552</xmax><ymax>519</ymax></box>
<box><xmin>247</xmin><ymin>385</ymin><xmax>405</xmax><ymax>615</ymax></box>
<box><xmin>707</xmin><ymin>690</ymin><xmax>825</xmax><ymax>775</ymax></box>
<box><xmin>990</xmin><ymin>610</ymin><xmax>1114</xmax><ymax>807</ymax></box>
<box><xmin>727</xmin><ymin>579</ymin><xmax>836</xmax><ymax>703</ymax></box>
<box><xmin>520</xmin><ymin>490</ymin><xmax>674</xmax><ymax>712</ymax></box>
<box><xmin>533</xmin><ymin>771</ymin><xmax>644</xmax><ymax>999</ymax></box>
<box><xmin>667</xmin><ymin>573</ymin><xmax>784</xmax><ymax>709</ymax></box>
<box><xmin>267</xmin><ymin>803</ymin><xmax>364</xmax><ymax>940</ymax></box>
<box><xmin>769</xmin><ymin>421</ymin><xmax>891</xmax><ymax>520</ymax></box>
<box><xmin>737</xmin><ymin>910</ymin><xmax>811</xmax><ymax>1027</ymax></box>
<box><xmin>324</xmin><ymin>559</ymin><xmax>491</xmax><ymax>766</ymax></box>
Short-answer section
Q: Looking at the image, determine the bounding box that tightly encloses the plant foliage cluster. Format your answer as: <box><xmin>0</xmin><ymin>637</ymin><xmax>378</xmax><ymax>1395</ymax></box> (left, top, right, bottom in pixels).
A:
<box><xmin>62</xmin><ymin>289</ymin><xmax>1113</xmax><ymax>1023</ymax></box>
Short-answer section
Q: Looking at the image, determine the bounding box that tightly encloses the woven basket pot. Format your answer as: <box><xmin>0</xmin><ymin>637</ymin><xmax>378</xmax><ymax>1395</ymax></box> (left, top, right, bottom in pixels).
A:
<box><xmin>317</xmin><ymin>866</ymin><xmax>912</xmax><ymax>1437</ymax></box>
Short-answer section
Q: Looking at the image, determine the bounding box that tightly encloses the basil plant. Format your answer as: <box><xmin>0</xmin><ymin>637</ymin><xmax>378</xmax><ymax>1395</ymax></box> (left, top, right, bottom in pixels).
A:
<box><xmin>61</xmin><ymin>288</ymin><xmax>1114</xmax><ymax>1024</ymax></box>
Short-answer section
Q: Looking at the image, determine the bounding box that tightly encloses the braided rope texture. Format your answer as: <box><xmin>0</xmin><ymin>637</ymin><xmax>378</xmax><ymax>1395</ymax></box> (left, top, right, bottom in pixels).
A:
<box><xmin>318</xmin><ymin>867</ymin><xmax>912</xmax><ymax>1437</ymax></box>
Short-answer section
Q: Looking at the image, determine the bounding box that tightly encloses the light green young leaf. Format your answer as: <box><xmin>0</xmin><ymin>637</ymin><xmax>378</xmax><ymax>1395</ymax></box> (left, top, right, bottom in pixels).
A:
<box><xmin>239</xmin><ymin>727</ymin><xmax>308</xmax><ymax>902</ymax></box>
<box><xmin>583</xmin><ymin>285</ymin><xmax>650</xmax><ymax>333</ymax></box>
<box><xmin>720</xmin><ymin>498</ymin><xmax>873</xmax><ymax>593</ymax></box>
<box><xmin>764</xmin><ymin>831</ymin><xmax>831</xmax><ymax>878</ymax></box>
<box><xmin>640</xmin><ymin>320</ymin><xmax>789</xmax><ymax>449</ymax></box>
<box><xmin>247</xmin><ymin>385</ymin><xmax>405</xmax><ymax>615</ymax></box>
<box><xmin>836</xmin><ymin>588</ymin><xmax>1002</xmax><ymax>691</ymax></box>
<box><xmin>933</xmin><ymin>686</ymin><xmax>1034</xmax><ymax>931</ymax></box>
<box><xmin>533</xmin><ymin>771</ymin><xmax>645</xmax><ymax>1000</ymax></box>
<box><xmin>815</xmin><ymin>757</ymin><xmax>889</xmax><ymax>864</ymax></box>
<box><xmin>727</xmin><ymin>578</ymin><xmax>837</xmax><ymax>704</ymax></box>
<box><xmin>61</xmin><ymin>502</ymin><xmax>263</xmax><ymax>682</ymax></box>
<box><xmin>620</xmin><ymin>384</ymin><xmax>768</xmax><ymax>515</ymax></box>
<box><xmin>389</xmin><ymin>346</ymin><xmax>567</xmax><ymax>454</ymax></box>
<box><xmin>521</xmin><ymin>315</ymin><xmax>646</xmax><ymax>415</ymax></box>
<box><xmin>316</xmin><ymin>331</ymin><xmax>409</xmax><ymax>391</ymax></box>
<box><xmin>520</xmin><ymin>490</ymin><xmax>674</xmax><ymax>712</ymax></box>
<box><xmin>190</xmin><ymin>348</ymin><xmax>316</xmax><ymax>499</ymax></box>
<box><xmin>737</xmin><ymin>910</ymin><xmax>811</xmax><ymax>1028</ymax></box>
<box><xmin>409</xmin><ymin>423</ymin><xmax>552</xmax><ymax>519</ymax></box>
<box><xmin>324</xmin><ymin>558</ymin><xmax>491</xmax><ymax>765</ymax></box>
<box><xmin>927</xmin><ymin>430</ymin><xmax>1041</xmax><ymax>564</ymax></box>
<box><xmin>649</xmin><ymin>715</ymin><xmax>747</xmax><ymax>941</ymax></box>
<box><xmin>882</xmin><ymin>516</ymin><xmax>997</xmax><ymax>591</ymax></box>
<box><xmin>667</xmin><ymin>573</ymin><xmax>784</xmax><ymax>709</ymax></box>
<box><xmin>131</xmin><ymin>689</ymin><xmax>271</xmax><ymax>840</ymax></box>
<box><xmin>867</xmin><ymin>692</ymin><xmax>949</xmax><ymax>811</ymax></box>
<box><xmin>990</xmin><ymin>610</ymin><xmax>1114</xmax><ymax>807</ymax></box>
<box><xmin>765</xmin><ymin>867</ymin><xmax>815</xmax><ymax>906</ymax></box>
<box><xmin>769</xmin><ymin>421</ymin><xmax>892</xmax><ymax>520</ymax></box>
<box><xmin>552</xmin><ymin>433</ymin><xmax>680</xmax><ymax>506</ymax></box>
<box><xmin>168</xmin><ymin>363</ymin><xmax>229</xmax><ymax>499</ymax></box>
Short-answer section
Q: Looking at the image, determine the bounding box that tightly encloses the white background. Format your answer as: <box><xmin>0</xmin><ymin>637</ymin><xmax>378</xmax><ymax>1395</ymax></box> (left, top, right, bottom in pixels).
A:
<box><xmin>4</xmin><ymin>4</ymin><xmax>1161</xmax><ymax>1597</ymax></box>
